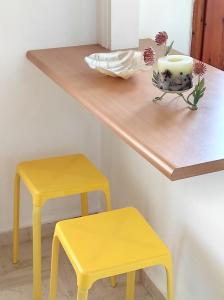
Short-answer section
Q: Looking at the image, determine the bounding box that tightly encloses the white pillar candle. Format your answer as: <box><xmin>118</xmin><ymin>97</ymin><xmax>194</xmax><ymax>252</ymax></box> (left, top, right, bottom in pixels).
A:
<box><xmin>158</xmin><ymin>55</ymin><xmax>193</xmax><ymax>76</ymax></box>
<box><xmin>155</xmin><ymin>55</ymin><xmax>194</xmax><ymax>91</ymax></box>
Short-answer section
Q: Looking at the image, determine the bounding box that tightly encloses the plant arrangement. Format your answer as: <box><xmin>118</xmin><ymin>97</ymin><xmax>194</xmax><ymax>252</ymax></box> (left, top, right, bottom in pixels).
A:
<box><xmin>144</xmin><ymin>31</ymin><xmax>207</xmax><ymax>110</ymax></box>
<box><xmin>155</xmin><ymin>31</ymin><xmax>174</xmax><ymax>56</ymax></box>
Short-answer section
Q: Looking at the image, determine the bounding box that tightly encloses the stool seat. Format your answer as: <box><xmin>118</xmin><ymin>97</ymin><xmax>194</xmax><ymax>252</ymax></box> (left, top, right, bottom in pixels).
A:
<box><xmin>56</xmin><ymin>207</ymin><xmax>168</xmax><ymax>276</ymax></box>
<box><xmin>50</xmin><ymin>207</ymin><xmax>173</xmax><ymax>299</ymax></box>
<box><xmin>17</xmin><ymin>154</ymin><xmax>108</xmax><ymax>206</ymax></box>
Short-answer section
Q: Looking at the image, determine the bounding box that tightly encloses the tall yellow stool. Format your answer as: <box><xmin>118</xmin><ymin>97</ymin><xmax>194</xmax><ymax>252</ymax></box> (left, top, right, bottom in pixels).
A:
<box><xmin>12</xmin><ymin>154</ymin><xmax>112</xmax><ymax>300</ymax></box>
<box><xmin>49</xmin><ymin>207</ymin><xmax>174</xmax><ymax>300</ymax></box>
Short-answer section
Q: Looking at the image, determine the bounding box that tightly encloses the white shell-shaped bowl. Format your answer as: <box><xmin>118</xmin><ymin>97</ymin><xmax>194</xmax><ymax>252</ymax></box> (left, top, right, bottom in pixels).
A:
<box><xmin>85</xmin><ymin>50</ymin><xmax>150</xmax><ymax>79</ymax></box>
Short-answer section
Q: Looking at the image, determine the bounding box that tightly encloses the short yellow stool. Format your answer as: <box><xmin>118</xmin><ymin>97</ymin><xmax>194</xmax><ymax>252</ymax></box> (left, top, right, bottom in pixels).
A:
<box><xmin>12</xmin><ymin>154</ymin><xmax>112</xmax><ymax>300</ymax></box>
<box><xmin>49</xmin><ymin>207</ymin><xmax>173</xmax><ymax>300</ymax></box>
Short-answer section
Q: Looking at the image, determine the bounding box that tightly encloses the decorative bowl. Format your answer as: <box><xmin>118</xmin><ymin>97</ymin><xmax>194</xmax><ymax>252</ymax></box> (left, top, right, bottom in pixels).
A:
<box><xmin>85</xmin><ymin>50</ymin><xmax>150</xmax><ymax>79</ymax></box>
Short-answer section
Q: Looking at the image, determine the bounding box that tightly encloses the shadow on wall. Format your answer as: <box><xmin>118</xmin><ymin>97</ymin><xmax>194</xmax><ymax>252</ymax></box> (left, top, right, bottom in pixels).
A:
<box><xmin>174</xmin><ymin>219</ymin><xmax>224</xmax><ymax>300</ymax></box>
<box><xmin>0</xmin><ymin>56</ymin><xmax>101</xmax><ymax>233</ymax></box>
<box><xmin>100</xmin><ymin>124</ymin><xmax>224</xmax><ymax>300</ymax></box>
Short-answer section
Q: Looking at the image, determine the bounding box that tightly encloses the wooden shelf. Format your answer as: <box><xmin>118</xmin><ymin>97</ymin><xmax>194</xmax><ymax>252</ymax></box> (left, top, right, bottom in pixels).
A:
<box><xmin>27</xmin><ymin>40</ymin><xmax>224</xmax><ymax>181</ymax></box>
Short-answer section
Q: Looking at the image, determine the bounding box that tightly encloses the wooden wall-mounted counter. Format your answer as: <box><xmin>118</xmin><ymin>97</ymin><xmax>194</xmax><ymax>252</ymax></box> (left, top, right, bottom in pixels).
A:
<box><xmin>27</xmin><ymin>41</ymin><xmax>224</xmax><ymax>181</ymax></box>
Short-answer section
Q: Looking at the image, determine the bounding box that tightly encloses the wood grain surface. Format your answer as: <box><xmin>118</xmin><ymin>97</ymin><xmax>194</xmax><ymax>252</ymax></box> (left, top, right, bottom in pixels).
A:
<box><xmin>0</xmin><ymin>237</ymin><xmax>154</xmax><ymax>300</ymax></box>
<box><xmin>191</xmin><ymin>0</ymin><xmax>206</xmax><ymax>60</ymax></box>
<box><xmin>27</xmin><ymin>40</ymin><xmax>224</xmax><ymax>181</ymax></box>
<box><xmin>202</xmin><ymin>0</ymin><xmax>224</xmax><ymax>70</ymax></box>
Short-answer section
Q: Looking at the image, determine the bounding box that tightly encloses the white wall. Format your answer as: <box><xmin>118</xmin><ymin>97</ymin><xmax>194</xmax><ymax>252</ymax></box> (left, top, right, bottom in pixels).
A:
<box><xmin>96</xmin><ymin>0</ymin><xmax>111</xmax><ymax>49</ymax></box>
<box><xmin>0</xmin><ymin>0</ymin><xmax>101</xmax><ymax>233</ymax></box>
<box><xmin>2</xmin><ymin>1</ymin><xmax>224</xmax><ymax>300</ymax></box>
<box><xmin>140</xmin><ymin>0</ymin><xmax>194</xmax><ymax>54</ymax></box>
<box><xmin>99</xmin><ymin>2</ymin><xmax>224</xmax><ymax>300</ymax></box>
<box><xmin>101</xmin><ymin>126</ymin><xmax>224</xmax><ymax>300</ymax></box>
<box><xmin>96</xmin><ymin>0</ymin><xmax>140</xmax><ymax>50</ymax></box>
<box><xmin>110</xmin><ymin>0</ymin><xmax>140</xmax><ymax>50</ymax></box>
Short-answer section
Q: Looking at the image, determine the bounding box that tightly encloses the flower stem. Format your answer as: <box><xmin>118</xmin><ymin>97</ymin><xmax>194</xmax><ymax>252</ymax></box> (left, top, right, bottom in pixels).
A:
<box><xmin>178</xmin><ymin>93</ymin><xmax>198</xmax><ymax>110</ymax></box>
<box><xmin>153</xmin><ymin>92</ymin><xmax>167</xmax><ymax>102</ymax></box>
<box><xmin>165</xmin><ymin>41</ymin><xmax>174</xmax><ymax>56</ymax></box>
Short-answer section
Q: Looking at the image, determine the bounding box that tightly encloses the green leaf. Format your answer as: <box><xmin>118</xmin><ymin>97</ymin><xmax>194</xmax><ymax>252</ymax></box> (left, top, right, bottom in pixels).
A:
<box><xmin>165</xmin><ymin>41</ymin><xmax>174</xmax><ymax>56</ymax></box>
<box><xmin>201</xmin><ymin>87</ymin><xmax>206</xmax><ymax>94</ymax></box>
<box><xmin>198</xmin><ymin>78</ymin><xmax>205</xmax><ymax>90</ymax></box>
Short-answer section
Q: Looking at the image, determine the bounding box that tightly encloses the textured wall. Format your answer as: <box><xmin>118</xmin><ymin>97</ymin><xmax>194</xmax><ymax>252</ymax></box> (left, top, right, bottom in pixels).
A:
<box><xmin>101</xmin><ymin>125</ymin><xmax>224</xmax><ymax>300</ymax></box>
<box><xmin>139</xmin><ymin>0</ymin><xmax>194</xmax><ymax>54</ymax></box>
<box><xmin>0</xmin><ymin>0</ymin><xmax>101</xmax><ymax>232</ymax></box>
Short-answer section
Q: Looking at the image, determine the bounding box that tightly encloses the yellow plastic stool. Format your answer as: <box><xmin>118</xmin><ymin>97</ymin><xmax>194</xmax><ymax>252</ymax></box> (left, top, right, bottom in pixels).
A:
<box><xmin>12</xmin><ymin>154</ymin><xmax>113</xmax><ymax>300</ymax></box>
<box><xmin>49</xmin><ymin>207</ymin><xmax>174</xmax><ymax>300</ymax></box>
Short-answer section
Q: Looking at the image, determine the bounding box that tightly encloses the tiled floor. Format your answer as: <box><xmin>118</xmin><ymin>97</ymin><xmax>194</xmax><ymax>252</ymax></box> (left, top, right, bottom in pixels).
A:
<box><xmin>0</xmin><ymin>238</ymin><xmax>154</xmax><ymax>300</ymax></box>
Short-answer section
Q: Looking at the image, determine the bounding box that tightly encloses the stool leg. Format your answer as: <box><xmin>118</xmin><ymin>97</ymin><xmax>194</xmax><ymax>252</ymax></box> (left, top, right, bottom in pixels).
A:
<box><xmin>110</xmin><ymin>276</ymin><xmax>117</xmax><ymax>288</ymax></box>
<box><xmin>103</xmin><ymin>185</ymin><xmax>116</xmax><ymax>287</ymax></box>
<box><xmin>33</xmin><ymin>205</ymin><xmax>42</xmax><ymax>300</ymax></box>
<box><xmin>81</xmin><ymin>193</ymin><xmax>88</xmax><ymax>216</ymax></box>
<box><xmin>49</xmin><ymin>235</ymin><xmax>60</xmax><ymax>300</ymax></box>
<box><xmin>126</xmin><ymin>271</ymin><xmax>135</xmax><ymax>300</ymax></box>
<box><xmin>12</xmin><ymin>173</ymin><xmax>20</xmax><ymax>264</ymax></box>
<box><xmin>165</xmin><ymin>260</ymin><xmax>174</xmax><ymax>300</ymax></box>
<box><xmin>77</xmin><ymin>288</ymin><xmax>88</xmax><ymax>300</ymax></box>
<box><xmin>103</xmin><ymin>184</ymin><xmax>112</xmax><ymax>211</ymax></box>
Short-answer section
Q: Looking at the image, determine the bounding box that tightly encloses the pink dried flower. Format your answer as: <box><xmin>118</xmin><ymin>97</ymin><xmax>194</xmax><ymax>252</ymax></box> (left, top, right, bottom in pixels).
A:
<box><xmin>144</xmin><ymin>47</ymin><xmax>156</xmax><ymax>65</ymax></box>
<box><xmin>193</xmin><ymin>61</ymin><xmax>207</xmax><ymax>76</ymax></box>
<box><xmin>155</xmin><ymin>31</ymin><xmax>168</xmax><ymax>46</ymax></box>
